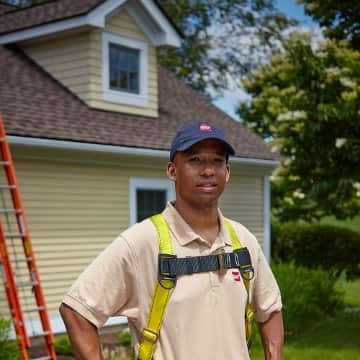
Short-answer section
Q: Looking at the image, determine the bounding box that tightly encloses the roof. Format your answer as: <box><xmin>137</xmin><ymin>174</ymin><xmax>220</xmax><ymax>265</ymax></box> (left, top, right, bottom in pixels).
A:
<box><xmin>0</xmin><ymin>0</ymin><xmax>105</xmax><ymax>35</ymax></box>
<box><xmin>0</xmin><ymin>1</ymin><xmax>16</xmax><ymax>15</ymax></box>
<box><xmin>0</xmin><ymin>44</ymin><xmax>275</xmax><ymax>161</ymax></box>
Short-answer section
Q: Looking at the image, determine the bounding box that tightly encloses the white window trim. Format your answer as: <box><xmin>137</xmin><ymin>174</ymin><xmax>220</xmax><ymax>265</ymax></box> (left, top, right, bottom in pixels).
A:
<box><xmin>102</xmin><ymin>32</ymin><xmax>148</xmax><ymax>107</ymax></box>
<box><xmin>129</xmin><ymin>177</ymin><xmax>175</xmax><ymax>225</ymax></box>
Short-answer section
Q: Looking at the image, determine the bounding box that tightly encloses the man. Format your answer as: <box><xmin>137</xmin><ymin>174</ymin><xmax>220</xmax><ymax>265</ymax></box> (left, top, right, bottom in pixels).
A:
<box><xmin>60</xmin><ymin>121</ymin><xmax>284</xmax><ymax>359</ymax></box>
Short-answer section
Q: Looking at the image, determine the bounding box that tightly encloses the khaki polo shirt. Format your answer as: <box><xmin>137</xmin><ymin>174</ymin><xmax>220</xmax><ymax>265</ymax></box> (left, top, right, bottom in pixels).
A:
<box><xmin>63</xmin><ymin>202</ymin><xmax>282</xmax><ymax>360</ymax></box>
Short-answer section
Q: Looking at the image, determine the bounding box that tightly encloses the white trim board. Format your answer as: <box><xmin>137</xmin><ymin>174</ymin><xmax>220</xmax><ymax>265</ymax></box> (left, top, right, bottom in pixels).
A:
<box><xmin>9</xmin><ymin>314</ymin><xmax>127</xmax><ymax>338</ymax></box>
<box><xmin>263</xmin><ymin>175</ymin><xmax>271</xmax><ymax>261</ymax></box>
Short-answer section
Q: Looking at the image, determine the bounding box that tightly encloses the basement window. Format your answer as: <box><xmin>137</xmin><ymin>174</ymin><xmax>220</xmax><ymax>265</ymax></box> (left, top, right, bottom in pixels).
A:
<box><xmin>102</xmin><ymin>32</ymin><xmax>148</xmax><ymax>107</ymax></box>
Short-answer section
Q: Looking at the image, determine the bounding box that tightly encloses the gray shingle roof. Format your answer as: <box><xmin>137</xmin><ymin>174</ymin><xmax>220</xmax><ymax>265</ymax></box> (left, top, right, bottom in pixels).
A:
<box><xmin>0</xmin><ymin>44</ymin><xmax>274</xmax><ymax>160</ymax></box>
<box><xmin>0</xmin><ymin>1</ymin><xmax>16</xmax><ymax>16</ymax></box>
<box><xmin>0</xmin><ymin>0</ymin><xmax>105</xmax><ymax>35</ymax></box>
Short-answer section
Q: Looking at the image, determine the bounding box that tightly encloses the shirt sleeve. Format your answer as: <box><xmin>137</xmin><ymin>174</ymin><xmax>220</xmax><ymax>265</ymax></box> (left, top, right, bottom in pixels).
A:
<box><xmin>62</xmin><ymin>235</ymin><xmax>140</xmax><ymax>328</ymax></box>
<box><xmin>251</xmin><ymin>242</ymin><xmax>282</xmax><ymax>323</ymax></box>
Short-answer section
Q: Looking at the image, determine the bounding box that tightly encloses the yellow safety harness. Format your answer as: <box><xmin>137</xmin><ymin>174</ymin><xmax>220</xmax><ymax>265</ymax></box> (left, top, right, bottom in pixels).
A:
<box><xmin>137</xmin><ymin>214</ymin><xmax>254</xmax><ymax>360</ymax></box>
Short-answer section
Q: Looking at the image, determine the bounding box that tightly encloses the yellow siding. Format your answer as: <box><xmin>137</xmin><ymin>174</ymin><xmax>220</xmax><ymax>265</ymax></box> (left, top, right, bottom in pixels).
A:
<box><xmin>21</xmin><ymin>31</ymin><xmax>92</xmax><ymax>101</ymax></box>
<box><xmin>0</xmin><ymin>153</ymin><xmax>264</xmax><ymax>324</ymax></box>
<box><xmin>220</xmin><ymin>175</ymin><xmax>264</xmax><ymax>244</ymax></box>
<box><xmin>21</xmin><ymin>8</ymin><xmax>158</xmax><ymax>117</ymax></box>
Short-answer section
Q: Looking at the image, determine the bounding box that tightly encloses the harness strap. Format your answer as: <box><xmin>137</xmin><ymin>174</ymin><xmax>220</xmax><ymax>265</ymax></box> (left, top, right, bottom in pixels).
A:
<box><xmin>159</xmin><ymin>248</ymin><xmax>252</xmax><ymax>276</ymax></box>
<box><xmin>138</xmin><ymin>214</ymin><xmax>176</xmax><ymax>360</ymax></box>
<box><xmin>224</xmin><ymin>218</ymin><xmax>254</xmax><ymax>347</ymax></box>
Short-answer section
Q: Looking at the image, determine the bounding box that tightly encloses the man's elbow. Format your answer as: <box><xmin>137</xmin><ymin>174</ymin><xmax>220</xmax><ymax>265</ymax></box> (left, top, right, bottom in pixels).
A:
<box><xmin>59</xmin><ymin>303</ymin><xmax>75</xmax><ymax>325</ymax></box>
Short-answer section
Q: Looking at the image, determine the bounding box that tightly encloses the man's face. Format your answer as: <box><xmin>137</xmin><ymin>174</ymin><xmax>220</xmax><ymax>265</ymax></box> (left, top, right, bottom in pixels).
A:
<box><xmin>167</xmin><ymin>139</ymin><xmax>230</xmax><ymax>210</ymax></box>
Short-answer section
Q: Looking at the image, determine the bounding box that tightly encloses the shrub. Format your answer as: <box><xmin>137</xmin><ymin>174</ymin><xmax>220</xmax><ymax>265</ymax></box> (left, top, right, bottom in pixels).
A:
<box><xmin>54</xmin><ymin>335</ymin><xmax>74</xmax><ymax>356</ymax></box>
<box><xmin>271</xmin><ymin>222</ymin><xmax>360</xmax><ymax>280</ymax></box>
<box><xmin>118</xmin><ymin>330</ymin><xmax>131</xmax><ymax>347</ymax></box>
<box><xmin>271</xmin><ymin>262</ymin><xmax>344</xmax><ymax>336</ymax></box>
<box><xmin>0</xmin><ymin>316</ymin><xmax>20</xmax><ymax>360</ymax></box>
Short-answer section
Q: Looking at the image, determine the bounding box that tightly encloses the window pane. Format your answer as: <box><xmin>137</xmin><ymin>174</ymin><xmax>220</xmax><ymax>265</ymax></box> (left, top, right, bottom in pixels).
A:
<box><xmin>109</xmin><ymin>43</ymin><xmax>140</xmax><ymax>94</ymax></box>
<box><xmin>119</xmin><ymin>71</ymin><xmax>128</xmax><ymax>89</ymax></box>
<box><xmin>137</xmin><ymin>189</ymin><xmax>166</xmax><ymax>222</ymax></box>
<box><xmin>128</xmin><ymin>51</ymin><xmax>139</xmax><ymax>71</ymax></box>
<box><xmin>129</xmin><ymin>72</ymin><xmax>139</xmax><ymax>92</ymax></box>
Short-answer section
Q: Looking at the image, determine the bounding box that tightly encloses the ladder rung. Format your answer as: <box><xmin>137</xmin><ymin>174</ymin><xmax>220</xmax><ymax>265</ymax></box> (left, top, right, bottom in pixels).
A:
<box><xmin>0</xmin><ymin>161</ymin><xmax>10</xmax><ymax>166</ymax></box>
<box><xmin>6</xmin><ymin>233</ymin><xmax>26</xmax><ymax>239</ymax></box>
<box><xmin>12</xmin><ymin>257</ymin><xmax>32</xmax><ymax>263</ymax></box>
<box><xmin>0</xmin><ymin>208</ymin><xmax>21</xmax><ymax>213</ymax></box>
<box><xmin>33</xmin><ymin>331</ymin><xmax>51</xmax><ymax>337</ymax></box>
<box><xmin>31</xmin><ymin>357</ymin><xmax>52</xmax><ymax>360</ymax></box>
<box><xmin>0</xmin><ymin>184</ymin><xmax>16</xmax><ymax>189</ymax></box>
<box><xmin>16</xmin><ymin>280</ymin><xmax>38</xmax><ymax>287</ymax></box>
<box><xmin>23</xmin><ymin>306</ymin><xmax>45</xmax><ymax>313</ymax></box>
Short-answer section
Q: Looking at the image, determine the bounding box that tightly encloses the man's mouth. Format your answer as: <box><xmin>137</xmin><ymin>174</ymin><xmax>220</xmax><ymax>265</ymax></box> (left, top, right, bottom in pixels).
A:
<box><xmin>196</xmin><ymin>183</ymin><xmax>217</xmax><ymax>191</ymax></box>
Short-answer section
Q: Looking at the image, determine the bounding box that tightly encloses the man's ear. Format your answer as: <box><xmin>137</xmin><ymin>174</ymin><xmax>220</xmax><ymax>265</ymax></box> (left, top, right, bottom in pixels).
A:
<box><xmin>225</xmin><ymin>164</ymin><xmax>230</xmax><ymax>183</ymax></box>
<box><xmin>167</xmin><ymin>162</ymin><xmax>177</xmax><ymax>181</ymax></box>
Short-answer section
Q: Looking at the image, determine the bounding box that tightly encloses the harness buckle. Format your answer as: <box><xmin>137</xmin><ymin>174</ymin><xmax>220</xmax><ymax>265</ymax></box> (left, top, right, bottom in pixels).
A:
<box><xmin>217</xmin><ymin>250</ymin><xmax>227</xmax><ymax>275</ymax></box>
<box><xmin>158</xmin><ymin>253</ymin><xmax>177</xmax><ymax>289</ymax></box>
<box><xmin>142</xmin><ymin>328</ymin><xmax>158</xmax><ymax>344</ymax></box>
<box><xmin>240</xmin><ymin>266</ymin><xmax>255</xmax><ymax>280</ymax></box>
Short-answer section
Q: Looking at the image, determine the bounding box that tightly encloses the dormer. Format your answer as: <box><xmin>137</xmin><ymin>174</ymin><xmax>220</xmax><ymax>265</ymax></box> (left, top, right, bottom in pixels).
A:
<box><xmin>0</xmin><ymin>0</ymin><xmax>181</xmax><ymax>117</ymax></box>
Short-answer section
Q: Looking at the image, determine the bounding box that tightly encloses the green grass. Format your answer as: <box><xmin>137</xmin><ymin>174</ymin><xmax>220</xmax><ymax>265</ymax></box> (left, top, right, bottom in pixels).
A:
<box><xmin>319</xmin><ymin>215</ymin><xmax>360</xmax><ymax>233</ymax></box>
<box><xmin>336</xmin><ymin>276</ymin><xmax>360</xmax><ymax>307</ymax></box>
<box><xmin>250</xmin><ymin>310</ymin><xmax>360</xmax><ymax>359</ymax></box>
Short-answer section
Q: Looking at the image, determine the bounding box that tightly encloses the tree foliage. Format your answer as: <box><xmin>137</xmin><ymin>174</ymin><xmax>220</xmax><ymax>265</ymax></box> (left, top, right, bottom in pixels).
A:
<box><xmin>298</xmin><ymin>0</ymin><xmax>360</xmax><ymax>50</ymax></box>
<box><xmin>239</xmin><ymin>34</ymin><xmax>360</xmax><ymax>221</ymax></box>
<box><xmin>157</xmin><ymin>0</ymin><xmax>293</xmax><ymax>96</ymax></box>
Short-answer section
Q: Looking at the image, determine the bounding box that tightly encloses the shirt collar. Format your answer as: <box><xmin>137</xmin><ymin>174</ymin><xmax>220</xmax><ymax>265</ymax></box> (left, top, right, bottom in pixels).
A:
<box><xmin>162</xmin><ymin>202</ymin><xmax>232</xmax><ymax>247</ymax></box>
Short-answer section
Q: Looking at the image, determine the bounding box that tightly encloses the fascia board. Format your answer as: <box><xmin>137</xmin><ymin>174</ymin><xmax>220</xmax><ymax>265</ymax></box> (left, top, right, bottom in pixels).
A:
<box><xmin>126</xmin><ymin>0</ymin><xmax>181</xmax><ymax>47</ymax></box>
<box><xmin>8</xmin><ymin>136</ymin><xmax>278</xmax><ymax>169</ymax></box>
<box><xmin>0</xmin><ymin>16</ymin><xmax>90</xmax><ymax>45</ymax></box>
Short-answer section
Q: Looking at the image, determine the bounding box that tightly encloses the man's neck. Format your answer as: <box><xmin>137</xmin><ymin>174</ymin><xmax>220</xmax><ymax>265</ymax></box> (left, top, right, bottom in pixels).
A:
<box><xmin>173</xmin><ymin>201</ymin><xmax>220</xmax><ymax>245</ymax></box>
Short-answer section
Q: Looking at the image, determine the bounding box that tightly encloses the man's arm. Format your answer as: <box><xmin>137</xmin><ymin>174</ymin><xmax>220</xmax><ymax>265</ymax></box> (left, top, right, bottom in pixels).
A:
<box><xmin>258</xmin><ymin>310</ymin><xmax>284</xmax><ymax>360</ymax></box>
<box><xmin>59</xmin><ymin>303</ymin><xmax>103</xmax><ymax>360</ymax></box>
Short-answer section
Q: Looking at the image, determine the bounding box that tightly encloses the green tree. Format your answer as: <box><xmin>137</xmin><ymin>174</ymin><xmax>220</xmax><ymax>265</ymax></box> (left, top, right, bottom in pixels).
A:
<box><xmin>238</xmin><ymin>34</ymin><xmax>360</xmax><ymax>222</ymax></box>
<box><xmin>156</xmin><ymin>0</ymin><xmax>293</xmax><ymax>96</ymax></box>
<box><xmin>297</xmin><ymin>0</ymin><xmax>360</xmax><ymax>50</ymax></box>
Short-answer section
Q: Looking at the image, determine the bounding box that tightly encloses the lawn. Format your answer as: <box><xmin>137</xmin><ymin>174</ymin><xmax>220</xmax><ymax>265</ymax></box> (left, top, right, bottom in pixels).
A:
<box><xmin>250</xmin><ymin>278</ymin><xmax>360</xmax><ymax>359</ymax></box>
<box><xmin>250</xmin><ymin>309</ymin><xmax>360</xmax><ymax>359</ymax></box>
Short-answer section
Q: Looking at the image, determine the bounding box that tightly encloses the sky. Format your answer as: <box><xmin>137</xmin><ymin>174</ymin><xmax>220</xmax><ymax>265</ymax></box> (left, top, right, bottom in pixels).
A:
<box><xmin>212</xmin><ymin>0</ymin><xmax>317</xmax><ymax>120</ymax></box>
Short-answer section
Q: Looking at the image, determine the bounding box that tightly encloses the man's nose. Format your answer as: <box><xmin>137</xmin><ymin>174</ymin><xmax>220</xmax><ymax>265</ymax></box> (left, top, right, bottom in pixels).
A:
<box><xmin>200</xmin><ymin>160</ymin><xmax>215</xmax><ymax>176</ymax></box>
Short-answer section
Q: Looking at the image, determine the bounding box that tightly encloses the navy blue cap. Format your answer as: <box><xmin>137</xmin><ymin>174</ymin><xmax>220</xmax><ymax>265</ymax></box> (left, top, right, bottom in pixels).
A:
<box><xmin>170</xmin><ymin>122</ymin><xmax>235</xmax><ymax>161</ymax></box>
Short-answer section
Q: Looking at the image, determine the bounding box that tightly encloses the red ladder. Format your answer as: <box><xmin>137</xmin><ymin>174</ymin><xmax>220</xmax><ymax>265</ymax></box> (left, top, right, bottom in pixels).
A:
<box><xmin>0</xmin><ymin>113</ymin><xmax>57</xmax><ymax>360</ymax></box>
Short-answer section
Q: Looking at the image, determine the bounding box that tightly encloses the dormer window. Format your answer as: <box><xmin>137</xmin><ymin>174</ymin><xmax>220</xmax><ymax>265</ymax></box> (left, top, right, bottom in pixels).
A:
<box><xmin>109</xmin><ymin>44</ymin><xmax>139</xmax><ymax>93</ymax></box>
<box><xmin>102</xmin><ymin>32</ymin><xmax>148</xmax><ymax>107</ymax></box>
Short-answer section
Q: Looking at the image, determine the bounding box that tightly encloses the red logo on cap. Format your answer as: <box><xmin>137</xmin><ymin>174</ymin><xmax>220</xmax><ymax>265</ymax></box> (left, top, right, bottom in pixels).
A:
<box><xmin>199</xmin><ymin>123</ymin><xmax>212</xmax><ymax>132</ymax></box>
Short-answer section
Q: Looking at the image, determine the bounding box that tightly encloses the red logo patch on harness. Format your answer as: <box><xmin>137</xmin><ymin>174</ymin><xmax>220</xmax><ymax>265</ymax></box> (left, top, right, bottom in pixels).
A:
<box><xmin>199</xmin><ymin>123</ymin><xmax>212</xmax><ymax>132</ymax></box>
<box><xmin>232</xmin><ymin>270</ymin><xmax>241</xmax><ymax>282</ymax></box>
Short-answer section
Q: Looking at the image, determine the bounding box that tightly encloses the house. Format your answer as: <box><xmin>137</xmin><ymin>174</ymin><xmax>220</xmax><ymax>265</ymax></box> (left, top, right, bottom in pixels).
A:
<box><xmin>0</xmin><ymin>0</ymin><xmax>277</xmax><ymax>335</ymax></box>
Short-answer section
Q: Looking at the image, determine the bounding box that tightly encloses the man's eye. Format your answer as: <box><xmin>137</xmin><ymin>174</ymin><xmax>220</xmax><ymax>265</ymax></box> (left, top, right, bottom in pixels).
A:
<box><xmin>189</xmin><ymin>157</ymin><xmax>200</xmax><ymax>163</ymax></box>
